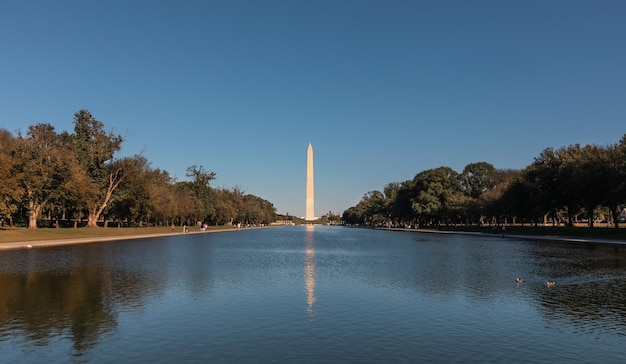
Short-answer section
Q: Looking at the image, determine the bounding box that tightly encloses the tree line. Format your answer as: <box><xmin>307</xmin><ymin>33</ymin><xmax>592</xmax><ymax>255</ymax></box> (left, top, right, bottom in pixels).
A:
<box><xmin>343</xmin><ymin>135</ymin><xmax>626</xmax><ymax>229</ymax></box>
<box><xmin>0</xmin><ymin>110</ymin><xmax>276</xmax><ymax>228</ymax></box>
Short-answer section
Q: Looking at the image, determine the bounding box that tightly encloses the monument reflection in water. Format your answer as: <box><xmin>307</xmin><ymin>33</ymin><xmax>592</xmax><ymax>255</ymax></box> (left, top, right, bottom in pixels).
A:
<box><xmin>304</xmin><ymin>224</ymin><xmax>317</xmax><ymax>318</ymax></box>
<box><xmin>1</xmin><ymin>226</ymin><xmax>626</xmax><ymax>363</ymax></box>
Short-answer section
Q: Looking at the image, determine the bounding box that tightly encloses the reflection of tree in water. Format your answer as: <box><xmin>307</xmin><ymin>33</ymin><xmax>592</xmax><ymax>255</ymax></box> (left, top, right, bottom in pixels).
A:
<box><xmin>530</xmin><ymin>242</ymin><xmax>626</xmax><ymax>335</ymax></box>
<box><xmin>0</xmin><ymin>245</ymin><xmax>166</xmax><ymax>359</ymax></box>
<box><xmin>352</xmin><ymin>235</ymin><xmax>511</xmax><ymax>301</ymax></box>
<box><xmin>0</xmin><ymin>269</ymin><xmax>116</xmax><ymax>357</ymax></box>
<box><xmin>535</xmin><ymin>278</ymin><xmax>626</xmax><ymax>336</ymax></box>
<box><xmin>339</xmin><ymin>232</ymin><xmax>626</xmax><ymax>331</ymax></box>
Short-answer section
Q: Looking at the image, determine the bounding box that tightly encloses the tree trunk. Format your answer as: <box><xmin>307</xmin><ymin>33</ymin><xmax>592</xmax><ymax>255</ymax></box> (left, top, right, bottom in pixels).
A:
<box><xmin>89</xmin><ymin>166</ymin><xmax>130</xmax><ymax>227</ymax></box>
<box><xmin>567</xmin><ymin>207</ymin><xmax>574</xmax><ymax>227</ymax></box>
<box><xmin>28</xmin><ymin>201</ymin><xmax>42</xmax><ymax>229</ymax></box>
<box><xmin>87</xmin><ymin>212</ymin><xmax>99</xmax><ymax>227</ymax></box>
<box><xmin>588</xmin><ymin>205</ymin><xmax>595</xmax><ymax>228</ymax></box>
<box><xmin>29</xmin><ymin>214</ymin><xmax>37</xmax><ymax>229</ymax></box>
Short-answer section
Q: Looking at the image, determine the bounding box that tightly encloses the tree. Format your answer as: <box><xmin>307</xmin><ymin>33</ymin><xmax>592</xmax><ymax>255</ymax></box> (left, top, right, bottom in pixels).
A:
<box><xmin>600</xmin><ymin>136</ymin><xmax>626</xmax><ymax>227</ymax></box>
<box><xmin>524</xmin><ymin>148</ymin><xmax>564</xmax><ymax>226</ymax></box>
<box><xmin>497</xmin><ymin>174</ymin><xmax>535</xmax><ymax>225</ymax></box>
<box><xmin>573</xmin><ymin>144</ymin><xmax>609</xmax><ymax>227</ymax></box>
<box><xmin>0</xmin><ymin>129</ymin><xmax>23</xmax><ymax>225</ymax></box>
<box><xmin>14</xmin><ymin>124</ymin><xmax>73</xmax><ymax>228</ymax></box>
<box><xmin>211</xmin><ymin>188</ymin><xmax>241</xmax><ymax>225</ymax></box>
<box><xmin>482</xmin><ymin>169</ymin><xmax>523</xmax><ymax>224</ymax></box>
<box><xmin>343</xmin><ymin>205</ymin><xmax>364</xmax><ymax>225</ymax></box>
<box><xmin>411</xmin><ymin>167</ymin><xmax>462</xmax><ymax>226</ymax></box>
<box><xmin>460</xmin><ymin>162</ymin><xmax>496</xmax><ymax>200</ymax></box>
<box><xmin>237</xmin><ymin>194</ymin><xmax>276</xmax><ymax>225</ymax></box>
<box><xmin>172</xmin><ymin>181</ymin><xmax>204</xmax><ymax>226</ymax></box>
<box><xmin>71</xmin><ymin>110</ymin><xmax>134</xmax><ymax>227</ymax></box>
<box><xmin>143</xmin><ymin>169</ymin><xmax>177</xmax><ymax>226</ymax></box>
<box><xmin>382</xmin><ymin>182</ymin><xmax>401</xmax><ymax>225</ymax></box>
<box><xmin>526</xmin><ymin>144</ymin><xmax>606</xmax><ymax>227</ymax></box>
<box><xmin>185</xmin><ymin>165</ymin><xmax>217</xmax><ymax>223</ymax></box>
<box><xmin>106</xmin><ymin>156</ymin><xmax>152</xmax><ymax>226</ymax></box>
<box><xmin>361</xmin><ymin>190</ymin><xmax>387</xmax><ymax>226</ymax></box>
<box><xmin>390</xmin><ymin>180</ymin><xmax>417</xmax><ymax>226</ymax></box>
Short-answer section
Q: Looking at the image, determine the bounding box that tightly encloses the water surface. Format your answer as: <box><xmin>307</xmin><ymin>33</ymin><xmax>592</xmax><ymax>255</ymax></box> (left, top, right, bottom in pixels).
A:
<box><xmin>1</xmin><ymin>226</ymin><xmax>625</xmax><ymax>363</ymax></box>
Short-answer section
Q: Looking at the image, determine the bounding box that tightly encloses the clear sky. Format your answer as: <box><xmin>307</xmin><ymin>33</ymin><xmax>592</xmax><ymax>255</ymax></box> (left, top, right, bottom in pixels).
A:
<box><xmin>1</xmin><ymin>1</ymin><xmax>625</xmax><ymax>218</ymax></box>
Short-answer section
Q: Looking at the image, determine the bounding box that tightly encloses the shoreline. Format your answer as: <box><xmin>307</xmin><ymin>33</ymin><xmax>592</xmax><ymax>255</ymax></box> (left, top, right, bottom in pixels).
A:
<box><xmin>0</xmin><ymin>227</ymin><xmax>246</xmax><ymax>251</ymax></box>
<box><xmin>3</xmin><ymin>225</ymin><xmax>626</xmax><ymax>252</ymax></box>
<box><xmin>379</xmin><ymin>227</ymin><xmax>626</xmax><ymax>246</ymax></box>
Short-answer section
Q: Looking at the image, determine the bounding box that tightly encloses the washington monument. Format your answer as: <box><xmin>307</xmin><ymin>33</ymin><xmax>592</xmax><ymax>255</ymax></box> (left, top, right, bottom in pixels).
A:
<box><xmin>305</xmin><ymin>143</ymin><xmax>315</xmax><ymax>220</ymax></box>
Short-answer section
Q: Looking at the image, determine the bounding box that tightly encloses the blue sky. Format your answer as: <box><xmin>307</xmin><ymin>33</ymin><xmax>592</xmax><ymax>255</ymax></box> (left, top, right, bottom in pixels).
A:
<box><xmin>1</xmin><ymin>1</ymin><xmax>625</xmax><ymax>218</ymax></box>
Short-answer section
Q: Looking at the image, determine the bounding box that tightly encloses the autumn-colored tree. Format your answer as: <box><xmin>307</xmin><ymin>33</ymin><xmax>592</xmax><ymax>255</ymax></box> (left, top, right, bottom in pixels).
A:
<box><xmin>0</xmin><ymin>129</ymin><xmax>23</xmax><ymax>226</ymax></box>
<box><xmin>71</xmin><ymin>110</ymin><xmax>141</xmax><ymax>227</ymax></box>
<box><xmin>14</xmin><ymin>124</ymin><xmax>74</xmax><ymax>228</ymax></box>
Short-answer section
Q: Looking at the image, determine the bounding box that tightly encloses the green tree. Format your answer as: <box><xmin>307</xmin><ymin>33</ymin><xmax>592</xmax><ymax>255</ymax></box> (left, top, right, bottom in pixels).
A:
<box><xmin>362</xmin><ymin>190</ymin><xmax>387</xmax><ymax>226</ymax></box>
<box><xmin>237</xmin><ymin>194</ymin><xmax>276</xmax><ymax>225</ymax></box>
<box><xmin>524</xmin><ymin>148</ymin><xmax>564</xmax><ymax>226</ymax></box>
<box><xmin>390</xmin><ymin>180</ymin><xmax>417</xmax><ymax>226</ymax></box>
<box><xmin>572</xmin><ymin>144</ymin><xmax>608</xmax><ymax>227</ymax></box>
<box><xmin>342</xmin><ymin>205</ymin><xmax>365</xmax><ymax>225</ymax></box>
<box><xmin>526</xmin><ymin>144</ymin><xmax>606</xmax><ymax>227</ymax></box>
<box><xmin>600</xmin><ymin>136</ymin><xmax>626</xmax><ymax>227</ymax></box>
<box><xmin>497</xmin><ymin>174</ymin><xmax>536</xmax><ymax>225</ymax></box>
<box><xmin>411</xmin><ymin>167</ymin><xmax>462</xmax><ymax>226</ymax></box>
<box><xmin>382</xmin><ymin>182</ymin><xmax>401</xmax><ymax>225</ymax></box>
<box><xmin>460</xmin><ymin>162</ymin><xmax>496</xmax><ymax>200</ymax></box>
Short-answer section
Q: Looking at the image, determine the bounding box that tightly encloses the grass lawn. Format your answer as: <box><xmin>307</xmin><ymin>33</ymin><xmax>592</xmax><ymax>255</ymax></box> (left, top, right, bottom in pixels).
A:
<box><xmin>0</xmin><ymin>225</ymin><xmax>232</xmax><ymax>244</ymax></box>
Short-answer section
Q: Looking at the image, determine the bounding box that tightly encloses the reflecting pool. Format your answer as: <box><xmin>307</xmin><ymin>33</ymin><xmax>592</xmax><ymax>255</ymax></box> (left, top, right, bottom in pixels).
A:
<box><xmin>1</xmin><ymin>226</ymin><xmax>626</xmax><ymax>363</ymax></box>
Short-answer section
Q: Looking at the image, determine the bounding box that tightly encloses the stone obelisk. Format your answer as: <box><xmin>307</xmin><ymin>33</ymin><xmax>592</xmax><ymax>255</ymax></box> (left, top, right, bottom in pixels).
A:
<box><xmin>305</xmin><ymin>143</ymin><xmax>315</xmax><ymax>220</ymax></box>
